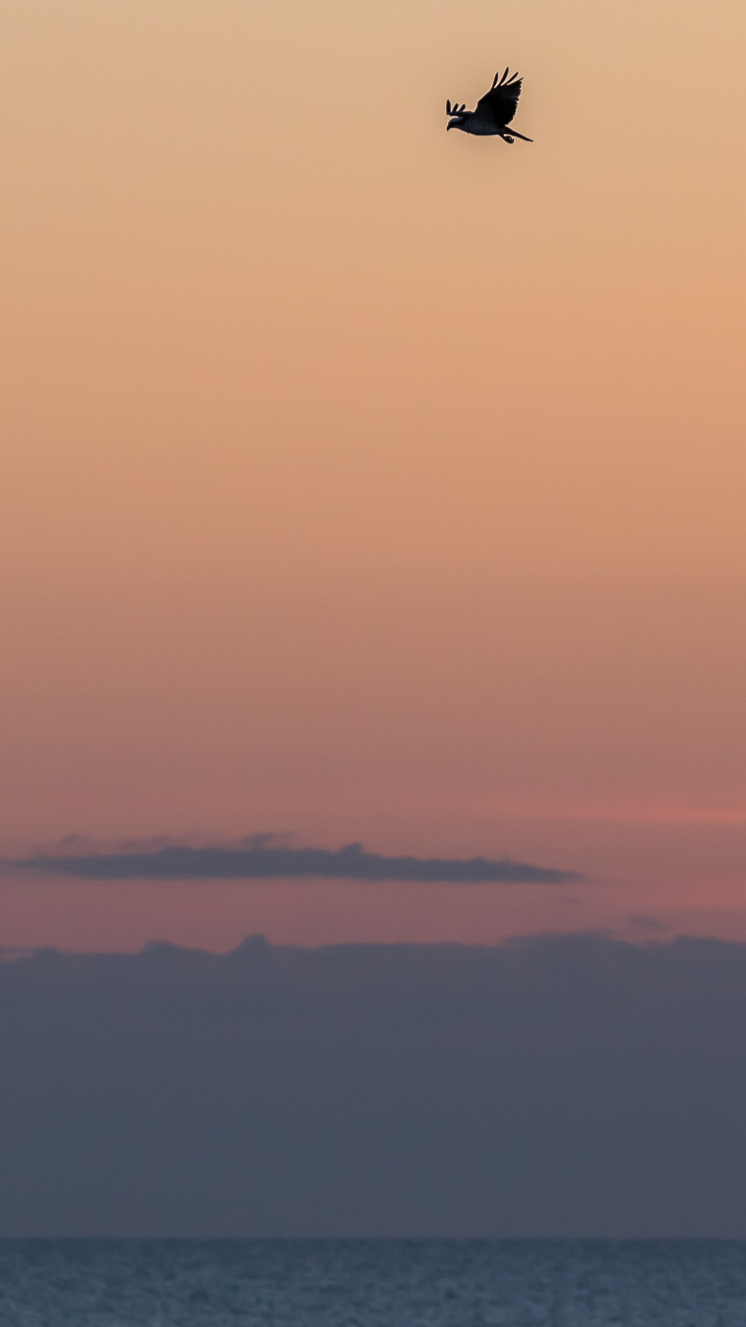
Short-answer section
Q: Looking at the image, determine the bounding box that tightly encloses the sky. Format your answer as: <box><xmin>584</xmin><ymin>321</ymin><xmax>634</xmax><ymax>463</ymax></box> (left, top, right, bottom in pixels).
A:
<box><xmin>3</xmin><ymin>934</ymin><xmax>746</xmax><ymax>1238</ymax></box>
<box><xmin>1</xmin><ymin>0</ymin><xmax>746</xmax><ymax>950</ymax></box>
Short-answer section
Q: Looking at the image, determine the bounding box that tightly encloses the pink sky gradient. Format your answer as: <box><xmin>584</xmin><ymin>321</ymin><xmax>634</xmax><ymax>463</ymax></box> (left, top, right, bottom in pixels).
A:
<box><xmin>1</xmin><ymin>0</ymin><xmax>745</xmax><ymax>950</ymax></box>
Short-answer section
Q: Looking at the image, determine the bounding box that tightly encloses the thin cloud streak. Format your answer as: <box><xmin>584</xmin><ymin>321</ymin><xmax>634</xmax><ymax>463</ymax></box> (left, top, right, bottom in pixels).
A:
<box><xmin>5</xmin><ymin>840</ymin><xmax>580</xmax><ymax>884</ymax></box>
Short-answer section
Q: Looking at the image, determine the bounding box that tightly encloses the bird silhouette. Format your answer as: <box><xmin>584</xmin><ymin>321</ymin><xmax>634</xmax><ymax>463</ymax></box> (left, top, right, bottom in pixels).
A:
<box><xmin>446</xmin><ymin>68</ymin><xmax>532</xmax><ymax>143</ymax></box>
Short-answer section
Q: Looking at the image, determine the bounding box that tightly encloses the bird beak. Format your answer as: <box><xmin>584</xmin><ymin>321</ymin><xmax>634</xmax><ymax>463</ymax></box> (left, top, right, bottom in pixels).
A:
<box><xmin>446</xmin><ymin>118</ymin><xmax>458</xmax><ymax>130</ymax></box>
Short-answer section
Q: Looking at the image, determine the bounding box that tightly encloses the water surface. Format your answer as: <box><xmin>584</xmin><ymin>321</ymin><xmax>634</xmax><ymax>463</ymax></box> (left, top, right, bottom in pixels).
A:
<box><xmin>1</xmin><ymin>1239</ymin><xmax>745</xmax><ymax>1326</ymax></box>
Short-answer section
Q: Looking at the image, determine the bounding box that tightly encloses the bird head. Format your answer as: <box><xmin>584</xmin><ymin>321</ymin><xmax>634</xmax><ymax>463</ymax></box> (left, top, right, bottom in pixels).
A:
<box><xmin>446</xmin><ymin>100</ymin><xmax>468</xmax><ymax>130</ymax></box>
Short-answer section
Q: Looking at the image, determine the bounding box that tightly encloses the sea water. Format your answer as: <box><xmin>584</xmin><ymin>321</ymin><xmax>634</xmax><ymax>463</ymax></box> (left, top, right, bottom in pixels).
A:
<box><xmin>0</xmin><ymin>1239</ymin><xmax>745</xmax><ymax>1326</ymax></box>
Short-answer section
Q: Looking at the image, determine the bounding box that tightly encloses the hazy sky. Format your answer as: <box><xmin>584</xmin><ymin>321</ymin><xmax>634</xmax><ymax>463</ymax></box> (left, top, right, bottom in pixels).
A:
<box><xmin>4</xmin><ymin>934</ymin><xmax>746</xmax><ymax>1237</ymax></box>
<box><xmin>1</xmin><ymin>0</ymin><xmax>745</xmax><ymax>949</ymax></box>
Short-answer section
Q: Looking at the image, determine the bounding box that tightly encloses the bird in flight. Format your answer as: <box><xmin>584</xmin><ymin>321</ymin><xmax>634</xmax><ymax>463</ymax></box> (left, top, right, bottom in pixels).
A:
<box><xmin>446</xmin><ymin>68</ymin><xmax>532</xmax><ymax>143</ymax></box>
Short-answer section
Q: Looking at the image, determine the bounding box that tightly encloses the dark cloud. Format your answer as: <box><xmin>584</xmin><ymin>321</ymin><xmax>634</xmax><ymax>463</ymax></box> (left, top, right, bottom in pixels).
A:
<box><xmin>628</xmin><ymin>913</ymin><xmax>670</xmax><ymax>933</ymax></box>
<box><xmin>2</xmin><ymin>933</ymin><xmax>746</xmax><ymax>1237</ymax></box>
<box><xmin>4</xmin><ymin>838</ymin><xmax>579</xmax><ymax>884</ymax></box>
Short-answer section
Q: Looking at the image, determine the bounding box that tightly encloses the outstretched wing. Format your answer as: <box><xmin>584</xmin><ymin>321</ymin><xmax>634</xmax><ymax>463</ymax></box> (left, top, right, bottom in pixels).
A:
<box><xmin>475</xmin><ymin>68</ymin><xmax>523</xmax><ymax>127</ymax></box>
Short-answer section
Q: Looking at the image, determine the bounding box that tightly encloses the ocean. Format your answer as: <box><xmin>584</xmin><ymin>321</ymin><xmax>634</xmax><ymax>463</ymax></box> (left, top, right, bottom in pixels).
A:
<box><xmin>0</xmin><ymin>1239</ymin><xmax>745</xmax><ymax>1326</ymax></box>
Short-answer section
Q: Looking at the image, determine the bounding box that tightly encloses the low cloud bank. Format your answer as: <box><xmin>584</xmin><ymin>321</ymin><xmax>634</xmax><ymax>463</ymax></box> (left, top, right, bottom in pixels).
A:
<box><xmin>2</xmin><ymin>933</ymin><xmax>746</xmax><ymax>1237</ymax></box>
<box><xmin>6</xmin><ymin>839</ymin><xmax>579</xmax><ymax>884</ymax></box>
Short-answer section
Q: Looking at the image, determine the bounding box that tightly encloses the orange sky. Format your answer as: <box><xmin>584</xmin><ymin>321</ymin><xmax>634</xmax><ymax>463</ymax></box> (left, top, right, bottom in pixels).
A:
<box><xmin>1</xmin><ymin>0</ymin><xmax>745</xmax><ymax>949</ymax></box>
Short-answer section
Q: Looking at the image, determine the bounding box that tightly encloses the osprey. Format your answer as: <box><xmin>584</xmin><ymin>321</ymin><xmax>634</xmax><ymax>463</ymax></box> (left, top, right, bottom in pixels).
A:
<box><xmin>446</xmin><ymin>68</ymin><xmax>532</xmax><ymax>143</ymax></box>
